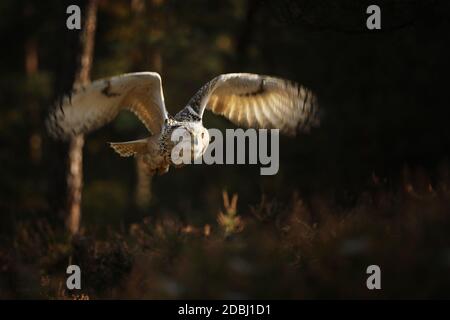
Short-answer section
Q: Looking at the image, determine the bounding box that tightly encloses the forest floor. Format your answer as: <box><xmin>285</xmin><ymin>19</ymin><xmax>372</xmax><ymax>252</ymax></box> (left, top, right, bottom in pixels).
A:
<box><xmin>1</xmin><ymin>166</ymin><xmax>450</xmax><ymax>299</ymax></box>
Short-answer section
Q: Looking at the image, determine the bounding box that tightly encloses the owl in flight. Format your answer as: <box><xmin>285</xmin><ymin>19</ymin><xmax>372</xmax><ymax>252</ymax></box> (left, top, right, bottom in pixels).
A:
<box><xmin>47</xmin><ymin>72</ymin><xmax>319</xmax><ymax>175</ymax></box>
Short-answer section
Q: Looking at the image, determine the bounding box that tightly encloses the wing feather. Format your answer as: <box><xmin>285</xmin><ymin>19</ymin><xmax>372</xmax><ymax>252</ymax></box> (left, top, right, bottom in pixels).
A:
<box><xmin>190</xmin><ymin>73</ymin><xmax>319</xmax><ymax>135</ymax></box>
<box><xmin>47</xmin><ymin>72</ymin><xmax>168</xmax><ymax>139</ymax></box>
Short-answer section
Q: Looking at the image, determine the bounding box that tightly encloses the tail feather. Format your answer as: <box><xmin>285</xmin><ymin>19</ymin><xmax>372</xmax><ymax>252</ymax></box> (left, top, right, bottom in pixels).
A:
<box><xmin>109</xmin><ymin>139</ymin><xmax>148</xmax><ymax>157</ymax></box>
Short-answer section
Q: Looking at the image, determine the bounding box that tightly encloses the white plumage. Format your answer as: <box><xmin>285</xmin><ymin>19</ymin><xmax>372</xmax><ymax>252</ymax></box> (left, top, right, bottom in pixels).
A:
<box><xmin>47</xmin><ymin>72</ymin><xmax>320</xmax><ymax>175</ymax></box>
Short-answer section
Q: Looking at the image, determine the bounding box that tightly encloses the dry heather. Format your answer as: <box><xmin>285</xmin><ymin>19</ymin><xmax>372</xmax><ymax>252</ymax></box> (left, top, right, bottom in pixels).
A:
<box><xmin>1</xmin><ymin>164</ymin><xmax>450</xmax><ymax>299</ymax></box>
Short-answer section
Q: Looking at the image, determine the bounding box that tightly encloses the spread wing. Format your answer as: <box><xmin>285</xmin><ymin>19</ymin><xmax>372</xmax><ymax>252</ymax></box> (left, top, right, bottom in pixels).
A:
<box><xmin>182</xmin><ymin>73</ymin><xmax>320</xmax><ymax>135</ymax></box>
<box><xmin>47</xmin><ymin>72</ymin><xmax>168</xmax><ymax>139</ymax></box>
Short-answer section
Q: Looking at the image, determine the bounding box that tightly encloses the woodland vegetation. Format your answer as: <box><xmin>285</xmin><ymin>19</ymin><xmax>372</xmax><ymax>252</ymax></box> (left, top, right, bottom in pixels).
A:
<box><xmin>0</xmin><ymin>0</ymin><xmax>449</xmax><ymax>299</ymax></box>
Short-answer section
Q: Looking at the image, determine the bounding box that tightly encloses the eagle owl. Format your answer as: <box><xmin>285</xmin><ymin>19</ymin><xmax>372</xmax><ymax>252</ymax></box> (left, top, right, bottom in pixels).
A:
<box><xmin>47</xmin><ymin>72</ymin><xmax>320</xmax><ymax>175</ymax></box>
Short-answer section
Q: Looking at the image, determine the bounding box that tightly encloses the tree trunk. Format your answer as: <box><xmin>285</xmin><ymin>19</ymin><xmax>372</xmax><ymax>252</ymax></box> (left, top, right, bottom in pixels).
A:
<box><xmin>66</xmin><ymin>0</ymin><xmax>98</xmax><ymax>235</ymax></box>
<box><xmin>132</xmin><ymin>0</ymin><xmax>163</xmax><ymax>210</ymax></box>
<box><xmin>23</xmin><ymin>2</ymin><xmax>41</xmax><ymax>164</ymax></box>
<box><xmin>25</xmin><ymin>37</ymin><xmax>42</xmax><ymax>164</ymax></box>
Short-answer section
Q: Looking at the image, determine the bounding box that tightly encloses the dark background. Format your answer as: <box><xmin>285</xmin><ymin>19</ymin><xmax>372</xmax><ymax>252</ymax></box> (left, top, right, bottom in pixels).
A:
<box><xmin>0</xmin><ymin>0</ymin><xmax>450</xmax><ymax>299</ymax></box>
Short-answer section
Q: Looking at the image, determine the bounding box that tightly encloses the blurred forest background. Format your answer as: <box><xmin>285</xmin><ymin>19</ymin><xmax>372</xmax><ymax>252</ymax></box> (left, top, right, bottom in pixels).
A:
<box><xmin>1</xmin><ymin>0</ymin><xmax>450</xmax><ymax>299</ymax></box>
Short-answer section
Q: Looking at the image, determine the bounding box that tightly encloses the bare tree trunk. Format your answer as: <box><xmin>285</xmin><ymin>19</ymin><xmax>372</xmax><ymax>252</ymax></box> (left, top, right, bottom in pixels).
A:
<box><xmin>135</xmin><ymin>51</ymin><xmax>162</xmax><ymax>209</ymax></box>
<box><xmin>23</xmin><ymin>2</ymin><xmax>42</xmax><ymax>164</ymax></box>
<box><xmin>25</xmin><ymin>37</ymin><xmax>42</xmax><ymax>164</ymax></box>
<box><xmin>66</xmin><ymin>0</ymin><xmax>98</xmax><ymax>235</ymax></box>
<box><xmin>135</xmin><ymin>156</ymin><xmax>152</xmax><ymax>209</ymax></box>
<box><xmin>132</xmin><ymin>0</ymin><xmax>163</xmax><ymax>210</ymax></box>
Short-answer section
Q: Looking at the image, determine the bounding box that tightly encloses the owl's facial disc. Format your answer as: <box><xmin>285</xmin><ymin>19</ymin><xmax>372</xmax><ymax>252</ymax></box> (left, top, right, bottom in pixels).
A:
<box><xmin>191</xmin><ymin>126</ymin><xmax>209</xmax><ymax>160</ymax></box>
<box><xmin>170</xmin><ymin>125</ymin><xmax>210</xmax><ymax>164</ymax></box>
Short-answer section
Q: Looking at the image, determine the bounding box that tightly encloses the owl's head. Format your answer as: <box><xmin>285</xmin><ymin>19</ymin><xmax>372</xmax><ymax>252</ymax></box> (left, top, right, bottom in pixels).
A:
<box><xmin>170</xmin><ymin>123</ymin><xmax>210</xmax><ymax>164</ymax></box>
